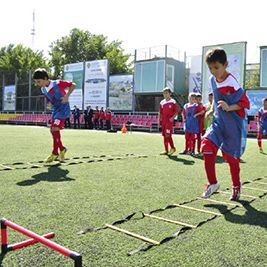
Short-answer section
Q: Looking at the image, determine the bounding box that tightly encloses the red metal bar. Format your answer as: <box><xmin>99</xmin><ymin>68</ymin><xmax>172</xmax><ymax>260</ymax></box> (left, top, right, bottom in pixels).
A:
<box><xmin>1</xmin><ymin>219</ymin><xmax>8</xmax><ymax>253</ymax></box>
<box><xmin>9</xmin><ymin>232</ymin><xmax>55</xmax><ymax>250</ymax></box>
<box><xmin>2</xmin><ymin>218</ymin><xmax>82</xmax><ymax>266</ymax></box>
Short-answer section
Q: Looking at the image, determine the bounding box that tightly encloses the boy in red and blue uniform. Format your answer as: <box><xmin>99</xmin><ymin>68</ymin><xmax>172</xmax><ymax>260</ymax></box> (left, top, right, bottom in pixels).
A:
<box><xmin>181</xmin><ymin>93</ymin><xmax>202</xmax><ymax>155</ymax></box>
<box><xmin>201</xmin><ymin>48</ymin><xmax>250</xmax><ymax>201</ymax></box>
<box><xmin>33</xmin><ymin>68</ymin><xmax>76</xmax><ymax>162</ymax></box>
<box><xmin>257</xmin><ymin>98</ymin><xmax>267</xmax><ymax>153</ymax></box>
<box><xmin>159</xmin><ymin>87</ymin><xmax>179</xmax><ymax>156</ymax></box>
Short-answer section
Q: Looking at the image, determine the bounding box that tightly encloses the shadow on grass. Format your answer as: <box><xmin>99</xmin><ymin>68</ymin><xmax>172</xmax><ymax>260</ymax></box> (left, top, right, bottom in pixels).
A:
<box><xmin>204</xmin><ymin>200</ymin><xmax>267</xmax><ymax>229</ymax></box>
<box><xmin>168</xmin><ymin>155</ymin><xmax>195</xmax><ymax>165</ymax></box>
<box><xmin>16</xmin><ymin>166</ymin><xmax>75</xmax><ymax>186</ymax></box>
<box><xmin>0</xmin><ymin>253</ymin><xmax>5</xmax><ymax>266</ymax></box>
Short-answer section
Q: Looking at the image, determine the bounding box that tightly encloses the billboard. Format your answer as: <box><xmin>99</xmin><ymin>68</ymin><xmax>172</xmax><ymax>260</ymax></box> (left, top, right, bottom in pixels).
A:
<box><xmin>3</xmin><ymin>85</ymin><xmax>16</xmax><ymax>111</ymax></box>
<box><xmin>260</xmin><ymin>47</ymin><xmax>267</xmax><ymax>87</ymax></box>
<box><xmin>246</xmin><ymin>90</ymin><xmax>267</xmax><ymax>116</ymax></box>
<box><xmin>189</xmin><ymin>55</ymin><xmax>202</xmax><ymax>93</ymax></box>
<box><xmin>202</xmin><ymin>42</ymin><xmax>246</xmax><ymax>102</ymax></box>
<box><xmin>63</xmin><ymin>62</ymin><xmax>84</xmax><ymax>109</ymax></box>
<box><xmin>109</xmin><ymin>74</ymin><xmax>133</xmax><ymax>110</ymax></box>
<box><xmin>84</xmin><ymin>60</ymin><xmax>109</xmax><ymax>109</ymax></box>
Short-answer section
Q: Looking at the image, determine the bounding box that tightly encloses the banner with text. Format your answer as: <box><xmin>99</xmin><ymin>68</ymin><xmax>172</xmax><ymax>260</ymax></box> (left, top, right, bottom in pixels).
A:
<box><xmin>84</xmin><ymin>60</ymin><xmax>109</xmax><ymax>109</ymax></box>
<box><xmin>63</xmin><ymin>62</ymin><xmax>84</xmax><ymax>109</ymax></box>
<box><xmin>202</xmin><ymin>42</ymin><xmax>246</xmax><ymax>102</ymax></box>
<box><xmin>3</xmin><ymin>85</ymin><xmax>16</xmax><ymax>111</ymax></box>
<box><xmin>189</xmin><ymin>55</ymin><xmax>202</xmax><ymax>93</ymax></box>
<box><xmin>260</xmin><ymin>47</ymin><xmax>267</xmax><ymax>87</ymax></box>
<box><xmin>246</xmin><ymin>90</ymin><xmax>267</xmax><ymax>116</ymax></box>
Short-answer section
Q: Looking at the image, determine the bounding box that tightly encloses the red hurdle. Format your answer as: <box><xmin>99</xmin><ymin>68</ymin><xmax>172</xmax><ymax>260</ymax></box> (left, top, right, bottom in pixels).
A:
<box><xmin>1</xmin><ymin>218</ymin><xmax>82</xmax><ymax>267</ymax></box>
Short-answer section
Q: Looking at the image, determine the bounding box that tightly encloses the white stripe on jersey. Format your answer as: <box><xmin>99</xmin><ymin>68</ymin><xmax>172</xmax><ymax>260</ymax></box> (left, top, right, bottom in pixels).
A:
<box><xmin>160</xmin><ymin>98</ymin><xmax>176</xmax><ymax>106</ymax></box>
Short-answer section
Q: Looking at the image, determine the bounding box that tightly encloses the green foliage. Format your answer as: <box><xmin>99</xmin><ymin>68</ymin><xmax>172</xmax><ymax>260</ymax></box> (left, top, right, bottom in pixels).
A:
<box><xmin>49</xmin><ymin>28</ymin><xmax>132</xmax><ymax>77</ymax></box>
<box><xmin>0</xmin><ymin>44</ymin><xmax>49</xmax><ymax>75</ymax></box>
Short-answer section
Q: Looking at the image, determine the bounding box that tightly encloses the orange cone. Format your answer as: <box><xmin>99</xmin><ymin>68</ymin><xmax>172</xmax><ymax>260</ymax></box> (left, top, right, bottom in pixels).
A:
<box><xmin>121</xmin><ymin>123</ymin><xmax>127</xmax><ymax>134</ymax></box>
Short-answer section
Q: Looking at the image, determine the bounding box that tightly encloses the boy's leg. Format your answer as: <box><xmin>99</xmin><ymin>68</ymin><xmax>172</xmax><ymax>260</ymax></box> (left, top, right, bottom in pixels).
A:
<box><xmin>257</xmin><ymin>132</ymin><xmax>263</xmax><ymax>152</ymax></box>
<box><xmin>222</xmin><ymin>153</ymin><xmax>240</xmax><ymax>187</ymax></box>
<box><xmin>197</xmin><ymin>133</ymin><xmax>201</xmax><ymax>152</ymax></box>
<box><xmin>201</xmin><ymin>138</ymin><xmax>218</xmax><ymax>185</ymax></box>
<box><xmin>222</xmin><ymin>152</ymin><xmax>241</xmax><ymax>200</ymax></box>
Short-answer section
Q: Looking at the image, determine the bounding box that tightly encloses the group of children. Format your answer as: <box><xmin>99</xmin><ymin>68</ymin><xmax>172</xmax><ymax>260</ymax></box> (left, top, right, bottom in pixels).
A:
<box><xmin>33</xmin><ymin>47</ymin><xmax>266</xmax><ymax>202</ymax></box>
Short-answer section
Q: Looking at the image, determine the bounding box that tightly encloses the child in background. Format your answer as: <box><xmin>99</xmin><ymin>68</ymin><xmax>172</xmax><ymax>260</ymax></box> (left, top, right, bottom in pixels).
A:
<box><xmin>257</xmin><ymin>98</ymin><xmax>267</xmax><ymax>153</ymax></box>
<box><xmin>203</xmin><ymin>92</ymin><xmax>214</xmax><ymax>133</ymax></box>
<box><xmin>201</xmin><ymin>48</ymin><xmax>250</xmax><ymax>201</ymax></box>
<box><xmin>180</xmin><ymin>93</ymin><xmax>202</xmax><ymax>155</ymax></box>
<box><xmin>159</xmin><ymin>87</ymin><xmax>179</xmax><ymax>156</ymax></box>
<box><xmin>105</xmin><ymin>107</ymin><xmax>112</xmax><ymax>131</ymax></box>
<box><xmin>194</xmin><ymin>93</ymin><xmax>206</xmax><ymax>155</ymax></box>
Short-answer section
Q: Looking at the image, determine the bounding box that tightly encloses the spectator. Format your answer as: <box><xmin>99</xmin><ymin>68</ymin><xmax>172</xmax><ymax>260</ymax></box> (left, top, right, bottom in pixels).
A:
<box><xmin>84</xmin><ymin>105</ymin><xmax>93</xmax><ymax>129</ymax></box>
<box><xmin>105</xmin><ymin>107</ymin><xmax>112</xmax><ymax>131</ymax></box>
<box><xmin>99</xmin><ymin>107</ymin><xmax>105</xmax><ymax>129</ymax></box>
<box><xmin>72</xmin><ymin>105</ymin><xmax>80</xmax><ymax>129</ymax></box>
<box><xmin>94</xmin><ymin>106</ymin><xmax>100</xmax><ymax>129</ymax></box>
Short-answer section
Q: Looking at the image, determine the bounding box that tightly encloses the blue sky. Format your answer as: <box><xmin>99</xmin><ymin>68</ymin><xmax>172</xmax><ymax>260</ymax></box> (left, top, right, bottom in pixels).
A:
<box><xmin>1</xmin><ymin>0</ymin><xmax>266</xmax><ymax>63</ymax></box>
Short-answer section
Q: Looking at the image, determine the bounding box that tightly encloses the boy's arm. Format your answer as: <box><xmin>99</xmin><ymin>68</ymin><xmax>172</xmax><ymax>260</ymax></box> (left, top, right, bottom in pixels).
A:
<box><xmin>217</xmin><ymin>100</ymin><xmax>242</xmax><ymax>112</ymax></box>
<box><xmin>61</xmin><ymin>83</ymin><xmax>76</xmax><ymax>103</ymax></box>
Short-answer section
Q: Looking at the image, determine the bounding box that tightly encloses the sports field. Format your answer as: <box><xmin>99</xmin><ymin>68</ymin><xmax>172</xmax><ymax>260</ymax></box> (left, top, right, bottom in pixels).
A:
<box><xmin>0</xmin><ymin>125</ymin><xmax>266</xmax><ymax>267</ymax></box>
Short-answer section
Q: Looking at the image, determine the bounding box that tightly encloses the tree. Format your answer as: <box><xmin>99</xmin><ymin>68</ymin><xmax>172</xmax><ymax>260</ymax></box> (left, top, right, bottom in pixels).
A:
<box><xmin>49</xmin><ymin>28</ymin><xmax>132</xmax><ymax>77</ymax></box>
<box><xmin>0</xmin><ymin>44</ymin><xmax>49</xmax><ymax>96</ymax></box>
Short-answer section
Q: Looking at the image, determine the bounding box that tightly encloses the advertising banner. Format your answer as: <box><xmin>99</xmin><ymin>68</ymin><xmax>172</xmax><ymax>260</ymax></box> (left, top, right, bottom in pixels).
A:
<box><xmin>84</xmin><ymin>60</ymin><xmax>109</xmax><ymax>109</ymax></box>
<box><xmin>63</xmin><ymin>62</ymin><xmax>84</xmax><ymax>109</ymax></box>
<box><xmin>109</xmin><ymin>74</ymin><xmax>133</xmax><ymax>110</ymax></box>
<box><xmin>260</xmin><ymin>47</ymin><xmax>267</xmax><ymax>87</ymax></box>
<box><xmin>189</xmin><ymin>55</ymin><xmax>202</xmax><ymax>93</ymax></box>
<box><xmin>3</xmin><ymin>85</ymin><xmax>16</xmax><ymax>111</ymax></box>
<box><xmin>246</xmin><ymin>90</ymin><xmax>267</xmax><ymax>116</ymax></box>
<box><xmin>202</xmin><ymin>42</ymin><xmax>246</xmax><ymax>102</ymax></box>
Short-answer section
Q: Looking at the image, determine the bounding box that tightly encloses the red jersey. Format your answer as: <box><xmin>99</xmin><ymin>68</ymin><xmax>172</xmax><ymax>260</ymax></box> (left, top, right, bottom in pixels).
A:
<box><xmin>99</xmin><ymin>111</ymin><xmax>105</xmax><ymax>120</ymax></box>
<box><xmin>160</xmin><ymin>98</ymin><xmax>178</xmax><ymax>125</ymax></box>
<box><xmin>105</xmin><ymin>111</ymin><xmax>112</xmax><ymax>121</ymax></box>
<box><xmin>94</xmin><ymin>110</ymin><xmax>100</xmax><ymax>119</ymax></box>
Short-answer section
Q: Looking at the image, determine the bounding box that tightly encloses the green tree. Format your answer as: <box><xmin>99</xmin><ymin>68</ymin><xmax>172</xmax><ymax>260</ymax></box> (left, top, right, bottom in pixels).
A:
<box><xmin>0</xmin><ymin>44</ymin><xmax>49</xmax><ymax>96</ymax></box>
<box><xmin>49</xmin><ymin>28</ymin><xmax>132</xmax><ymax>77</ymax></box>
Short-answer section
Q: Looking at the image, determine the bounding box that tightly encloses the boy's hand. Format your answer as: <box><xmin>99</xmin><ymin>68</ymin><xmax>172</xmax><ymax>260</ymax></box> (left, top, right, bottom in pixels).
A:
<box><xmin>61</xmin><ymin>95</ymin><xmax>69</xmax><ymax>104</ymax></box>
<box><xmin>217</xmin><ymin>100</ymin><xmax>229</xmax><ymax>111</ymax></box>
<box><xmin>47</xmin><ymin>102</ymin><xmax>52</xmax><ymax>110</ymax></box>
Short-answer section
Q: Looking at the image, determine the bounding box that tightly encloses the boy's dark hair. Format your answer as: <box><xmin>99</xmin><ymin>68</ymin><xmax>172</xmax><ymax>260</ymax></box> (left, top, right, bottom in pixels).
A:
<box><xmin>33</xmin><ymin>68</ymin><xmax>49</xmax><ymax>80</ymax></box>
<box><xmin>205</xmin><ymin>48</ymin><xmax>227</xmax><ymax>65</ymax></box>
<box><xmin>263</xmin><ymin>98</ymin><xmax>267</xmax><ymax>103</ymax></box>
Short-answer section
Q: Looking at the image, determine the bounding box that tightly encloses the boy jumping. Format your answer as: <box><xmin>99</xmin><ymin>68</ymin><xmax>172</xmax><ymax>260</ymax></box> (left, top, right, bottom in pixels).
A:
<box><xmin>201</xmin><ymin>48</ymin><xmax>250</xmax><ymax>201</ymax></box>
<box><xmin>33</xmin><ymin>68</ymin><xmax>76</xmax><ymax>163</ymax></box>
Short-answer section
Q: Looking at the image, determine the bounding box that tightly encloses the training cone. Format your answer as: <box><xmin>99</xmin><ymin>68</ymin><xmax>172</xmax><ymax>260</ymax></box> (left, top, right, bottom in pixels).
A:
<box><xmin>121</xmin><ymin>123</ymin><xmax>127</xmax><ymax>134</ymax></box>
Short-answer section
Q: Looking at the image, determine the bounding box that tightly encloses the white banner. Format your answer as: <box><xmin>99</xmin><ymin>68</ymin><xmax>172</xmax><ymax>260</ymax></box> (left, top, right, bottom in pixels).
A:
<box><xmin>63</xmin><ymin>62</ymin><xmax>84</xmax><ymax>109</ymax></box>
<box><xmin>83</xmin><ymin>60</ymin><xmax>109</xmax><ymax>109</ymax></box>
<box><xmin>189</xmin><ymin>55</ymin><xmax>202</xmax><ymax>93</ymax></box>
<box><xmin>3</xmin><ymin>85</ymin><xmax>16</xmax><ymax>111</ymax></box>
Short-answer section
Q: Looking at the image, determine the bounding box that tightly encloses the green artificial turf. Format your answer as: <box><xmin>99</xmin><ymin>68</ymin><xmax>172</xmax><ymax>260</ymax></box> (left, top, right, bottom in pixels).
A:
<box><xmin>0</xmin><ymin>125</ymin><xmax>266</xmax><ymax>266</ymax></box>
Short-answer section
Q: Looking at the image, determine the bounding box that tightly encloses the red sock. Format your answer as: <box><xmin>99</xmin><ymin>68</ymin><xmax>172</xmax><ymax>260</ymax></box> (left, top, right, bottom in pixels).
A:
<box><xmin>52</xmin><ymin>131</ymin><xmax>64</xmax><ymax>155</ymax></box>
<box><xmin>202</xmin><ymin>138</ymin><xmax>218</xmax><ymax>185</ymax></box>
<box><xmin>192</xmin><ymin>134</ymin><xmax>196</xmax><ymax>153</ymax></box>
<box><xmin>197</xmin><ymin>133</ymin><xmax>201</xmax><ymax>152</ymax></box>
<box><xmin>223</xmin><ymin>153</ymin><xmax>240</xmax><ymax>187</ymax></box>
<box><xmin>164</xmin><ymin>136</ymin><xmax>168</xmax><ymax>152</ymax></box>
<box><xmin>169</xmin><ymin>136</ymin><xmax>175</xmax><ymax>149</ymax></box>
<box><xmin>185</xmin><ymin>132</ymin><xmax>190</xmax><ymax>151</ymax></box>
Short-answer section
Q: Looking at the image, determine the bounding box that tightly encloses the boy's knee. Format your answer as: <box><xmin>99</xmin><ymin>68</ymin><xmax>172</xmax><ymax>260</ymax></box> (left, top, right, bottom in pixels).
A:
<box><xmin>201</xmin><ymin>138</ymin><xmax>215</xmax><ymax>154</ymax></box>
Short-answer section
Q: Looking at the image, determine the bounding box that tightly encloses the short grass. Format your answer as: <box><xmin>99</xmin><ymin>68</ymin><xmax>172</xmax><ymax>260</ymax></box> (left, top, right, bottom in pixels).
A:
<box><xmin>0</xmin><ymin>125</ymin><xmax>266</xmax><ymax>267</ymax></box>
